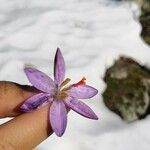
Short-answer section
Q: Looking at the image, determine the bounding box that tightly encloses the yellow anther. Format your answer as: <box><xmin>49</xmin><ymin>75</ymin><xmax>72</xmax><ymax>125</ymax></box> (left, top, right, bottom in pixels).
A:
<box><xmin>60</xmin><ymin>78</ymin><xmax>71</xmax><ymax>88</ymax></box>
<box><xmin>59</xmin><ymin>91</ymin><xmax>68</xmax><ymax>100</ymax></box>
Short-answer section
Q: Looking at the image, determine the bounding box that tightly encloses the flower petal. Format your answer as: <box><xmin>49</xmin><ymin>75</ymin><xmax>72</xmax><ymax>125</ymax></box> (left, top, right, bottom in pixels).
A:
<box><xmin>54</xmin><ymin>48</ymin><xmax>65</xmax><ymax>85</ymax></box>
<box><xmin>65</xmin><ymin>98</ymin><xmax>98</xmax><ymax>120</ymax></box>
<box><xmin>68</xmin><ymin>85</ymin><xmax>98</xmax><ymax>99</ymax></box>
<box><xmin>24</xmin><ymin>67</ymin><xmax>56</xmax><ymax>93</ymax></box>
<box><xmin>50</xmin><ymin>100</ymin><xmax>67</xmax><ymax>137</ymax></box>
<box><xmin>20</xmin><ymin>93</ymin><xmax>50</xmax><ymax>112</ymax></box>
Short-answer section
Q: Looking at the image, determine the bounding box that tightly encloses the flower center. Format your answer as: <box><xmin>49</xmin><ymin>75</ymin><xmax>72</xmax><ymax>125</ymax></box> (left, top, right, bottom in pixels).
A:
<box><xmin>54</xmin><ymin>78</ymin><xmax>71</xmax><ymax>100</ymax></box>
<box><xmin>53</xmin><ymin>77</ymin><xmax>86</xmax><ymax>100</ymax></box>
<box><xmin>58</xmin><ymin>91</ymin><xmax>68</xmax><ymax>99</ymax></box>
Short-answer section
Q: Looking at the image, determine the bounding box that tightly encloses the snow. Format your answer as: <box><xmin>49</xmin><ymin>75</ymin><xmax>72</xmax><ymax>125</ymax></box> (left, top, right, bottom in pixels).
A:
<box><xmin>0</xmin><ymin>0</ymin><xmax>150</xmax><ymax>149</ymax></box>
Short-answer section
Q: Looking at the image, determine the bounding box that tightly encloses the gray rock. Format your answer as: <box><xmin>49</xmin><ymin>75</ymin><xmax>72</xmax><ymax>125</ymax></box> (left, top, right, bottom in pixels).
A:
<box><xmin>103</xmin><ymin>57</ymin><xmax>150</xmax><ymax>122</ymax></box>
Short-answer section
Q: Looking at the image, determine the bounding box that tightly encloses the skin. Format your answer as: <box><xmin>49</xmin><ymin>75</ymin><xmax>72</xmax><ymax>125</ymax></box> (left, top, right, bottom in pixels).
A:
<box><xmin>0</xmin><ymin>81</ymin><xmax>53</xmax><ymax>150</ymax></box>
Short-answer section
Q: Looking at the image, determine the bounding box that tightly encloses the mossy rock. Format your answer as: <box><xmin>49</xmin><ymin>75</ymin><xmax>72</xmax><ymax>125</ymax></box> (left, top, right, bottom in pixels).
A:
<box><xmin>113</xmin><ymin>0</ymin><xmax>150</xmax><ymax>45</ymax></box>
<box><xmin>103</xmin><ymin>57</ymin><xmax>150</xmax><ymax>122</ymax></box>
<box><xmin>134</xmin><ymin>0</ymin><xmax>150</xmax><ymax>45</ymax></box>
<box><xmin>140</xmin><ymin>11</ymin><xmax>150</xmax><ymax>45</ymax></box>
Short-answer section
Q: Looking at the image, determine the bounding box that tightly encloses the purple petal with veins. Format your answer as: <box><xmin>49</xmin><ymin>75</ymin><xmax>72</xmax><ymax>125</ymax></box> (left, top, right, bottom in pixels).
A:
<box><xmin>24</xmin><ymin>67</ymin><xmax>56</xmax><ymax>93</ymax></box>
<box><xmin>50</xmin><ymin>100</ymin><xmax>67</xmax><ymax>137</ymax></box>
<box><xmin>54</xmin><ymin>48</ymin><xmax>65</xmax><ymax>85</ymax></box>
<box><xmin>68</xmin><ymin>85</ymin><xmax>98</xmax><ymax>99</ymax></box>
<box><xmin>65</xmin><ymin>97</ymin><xmax>98</xmax><ymax>120</ymax></box>
<box><xmin>21</xmin><ymin>93</ymin><xmax>50</xmax><ymax>112</ymax></box>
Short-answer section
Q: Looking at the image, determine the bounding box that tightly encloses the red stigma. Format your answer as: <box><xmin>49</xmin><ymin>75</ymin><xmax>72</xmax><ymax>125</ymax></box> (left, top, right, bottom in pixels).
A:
<box><xmin>72</xmin><ymin>77</ymin><xmax>86</xmax><ymax>87</ymax></box>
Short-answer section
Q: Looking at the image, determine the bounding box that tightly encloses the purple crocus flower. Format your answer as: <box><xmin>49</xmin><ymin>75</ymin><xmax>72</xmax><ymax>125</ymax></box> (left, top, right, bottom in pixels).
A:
<box><xmin>21</xmin><ymin>48</ymin><xmax>98</xmax><ymax>137</ymax></box>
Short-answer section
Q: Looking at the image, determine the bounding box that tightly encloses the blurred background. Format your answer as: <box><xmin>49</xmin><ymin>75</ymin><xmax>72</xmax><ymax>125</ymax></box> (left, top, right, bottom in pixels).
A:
<box><xmin>0</xmin><ymin>0</ymin><xmax>150</xmax><ymax>149</ymax></box>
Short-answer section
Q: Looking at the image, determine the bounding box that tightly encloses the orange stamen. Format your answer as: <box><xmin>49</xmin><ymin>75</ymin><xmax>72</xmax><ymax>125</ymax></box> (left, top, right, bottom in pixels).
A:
<box><xmin>72</xmin><ymin>77</ymin><xmax>86</xmax><ymax>87</ymax></box>
<box><xmin>62</xmin><ymin>77</ymin><xmax>86</xmax><ymax>91</ymax></box>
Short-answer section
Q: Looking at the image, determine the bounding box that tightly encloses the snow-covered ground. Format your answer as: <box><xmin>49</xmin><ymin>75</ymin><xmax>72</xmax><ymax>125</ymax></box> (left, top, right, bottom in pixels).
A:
<box><xmin>0</xmin><ymin>0</ymin><xmax>150</xmax><ymax>149</ymax></box>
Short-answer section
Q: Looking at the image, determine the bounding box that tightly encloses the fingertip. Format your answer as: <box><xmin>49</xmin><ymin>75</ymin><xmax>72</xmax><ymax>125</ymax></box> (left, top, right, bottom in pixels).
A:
<box><xmin>0</xmin><ymin>81</ymin><xmax>39</xmax><ymax>117</ymax></box>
